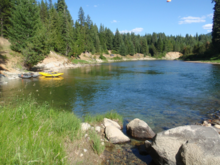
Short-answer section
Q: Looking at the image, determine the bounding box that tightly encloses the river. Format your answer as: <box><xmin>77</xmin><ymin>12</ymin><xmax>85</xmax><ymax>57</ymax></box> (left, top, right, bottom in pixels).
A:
<box><xmin>1</xmin><ymin>60</ymin><xmax>220</xmax><ymax>133</ymax></box>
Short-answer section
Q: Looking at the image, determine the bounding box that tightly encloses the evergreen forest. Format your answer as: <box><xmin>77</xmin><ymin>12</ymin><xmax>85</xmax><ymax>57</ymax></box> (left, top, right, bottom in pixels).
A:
<box><xmin>1</xmin><ymin>0</ymin><xmax>219</xmax><ymax>67</ymax></box>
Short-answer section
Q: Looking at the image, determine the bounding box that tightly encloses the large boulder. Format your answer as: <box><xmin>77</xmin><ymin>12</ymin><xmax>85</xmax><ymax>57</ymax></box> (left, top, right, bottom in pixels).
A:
<box><xmin>147</xmin><ymin>125</ymin><xmax>220</xmax><ymax>165</ymax></box>
<box><xmin>104</xmin><ymin>118</ymin><xmax>121</xmax><ymax>129</ymax></box>
<box><xmin>105</xmin><ymin>126</ymin><xmax>130</xmax><ymax>143</ymax></box>
<box><xmin>126</xmin><ymin>118</ymin><xmax>155</xmax><ymax>139</ymax></box>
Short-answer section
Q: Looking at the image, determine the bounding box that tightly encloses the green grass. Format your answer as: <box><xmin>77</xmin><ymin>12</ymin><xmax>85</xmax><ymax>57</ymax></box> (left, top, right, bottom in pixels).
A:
<box><xmin>0</xmin><ymin>97</ymin><xmax>122</xmax><ymax>164</ymax></box>
<box><xmin>84</xmin><ymin>110</ymin><xmax>123</xmax><ymax>125</ymax></box>
<box><xmin>0</xmin><ymin>98</ymin><xmax>82</xmax><ymax>164</ymax></box>
<box><xmin>71</xmin><ymin>59</ymin><xmax>90</xmax><ymax>64</ymax></box>
<box><xmin>201</xmin><ymin>59</ymin><xmax>220</xmax><ymax>63</ymax></box>
<box><xmin>112</xmin><ymin>56</ymin><xmax>122</xmax><ymax>60</ymax></box>
<box><xmin>99</xmin><ymin>54</ymin><xmax>107</xmax><ymax>60</ymax></box>
<box><xmin>89</xmin><ymin>130</ymin><xmax>105</xmax><ymax>155</ymax></box>
<box><xmin>0</xmin><ymin>54</ymin><xmax>8</xmax><ymax>60</ymax></box>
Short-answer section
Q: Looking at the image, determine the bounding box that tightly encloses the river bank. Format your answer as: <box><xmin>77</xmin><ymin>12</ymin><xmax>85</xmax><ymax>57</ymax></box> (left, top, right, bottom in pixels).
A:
<box><xmin>0</xmin><ymin>97</ymin><xmax>124</xmax><ymax>165</ymax></box>
<box><xmin>185</xmin><ymin>60</ymin><xmax>220</xmax><ymax>65</ymax></box>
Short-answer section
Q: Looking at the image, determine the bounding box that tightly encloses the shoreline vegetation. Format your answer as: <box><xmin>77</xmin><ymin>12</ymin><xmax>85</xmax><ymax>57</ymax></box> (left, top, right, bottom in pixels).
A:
<box><xmin>0</xmin><ymin>97</ymin><xmax>123</xmax><ymax>164</ymax></box>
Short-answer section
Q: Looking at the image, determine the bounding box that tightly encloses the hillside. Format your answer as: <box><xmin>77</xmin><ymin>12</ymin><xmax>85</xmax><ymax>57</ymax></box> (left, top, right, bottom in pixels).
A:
<box><xmin>0</xmin><ymin>37</ymin><xmax>24</xmax><ymax>73</ymax></box>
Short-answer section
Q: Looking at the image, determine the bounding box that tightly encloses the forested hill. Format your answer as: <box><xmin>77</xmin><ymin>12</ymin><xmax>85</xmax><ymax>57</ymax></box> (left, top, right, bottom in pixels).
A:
<box><xmin>0</xmin><ymin>0</ymin><xmax>212</xmax><ymax>67</ymax></box>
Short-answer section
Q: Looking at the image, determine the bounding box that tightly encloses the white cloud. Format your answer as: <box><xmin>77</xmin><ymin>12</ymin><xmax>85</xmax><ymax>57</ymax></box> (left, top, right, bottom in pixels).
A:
<box><xmin>203</xmin><ymin>24</ymin><xmax>212</xmax><ymax>29</ymax></box>
<box><xmin>120</xmin><ymin>28</ymin><xmax>144</xmax><ymax>34</ymax></box>
<box><xmin>203</xmin><ymin>24</ymin><xmax>213</xmax><ymax>32</ymax></box>
<box><xmin>207</xmin><ymin>13</ymin><xmax>213</xmax><ymax>19</ymax></box>
<box><xmin>179</xmin><ymin>16</ymin><xmax>206</xmax><ymax>24</ymax></box>
<box><xmin>94</xmin><ymin>5</ymin><xmax>98</xmax><ymax>7</ymax></box>
<box><xmin>111</xmin><ymin>20</ymin><xmax>118</xmax><ymax>23</ymax></box>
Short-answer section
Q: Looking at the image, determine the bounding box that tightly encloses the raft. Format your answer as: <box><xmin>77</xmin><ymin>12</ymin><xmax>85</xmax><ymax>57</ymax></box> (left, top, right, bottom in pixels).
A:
<box><xmin>18</xmin><ymin>74</ymin><xmax>32</xmax><ymax>79</ymax></box>
<box><xmin>39</xmin><ymin>72</ymin><xmax>64</xmax><ymax>77</ymax></box>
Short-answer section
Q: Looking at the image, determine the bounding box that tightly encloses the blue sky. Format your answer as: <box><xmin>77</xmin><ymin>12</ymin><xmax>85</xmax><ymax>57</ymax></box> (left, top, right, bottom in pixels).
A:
<box><xmin>51</xmin><ymin>0</ymin><xmax>214</xmax><ymax>36</ymax></box>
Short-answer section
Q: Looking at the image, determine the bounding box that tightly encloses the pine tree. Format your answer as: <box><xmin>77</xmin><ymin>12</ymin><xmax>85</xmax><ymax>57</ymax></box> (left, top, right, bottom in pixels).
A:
<box><xmin>9</xmin><ymin>0</ymin><xmax>41</xmax><ymax>52</ymax></box>
<box><xmin>22</xmin><ymin>25</ymin><xmax>49</xmax><ymax>68</ymax></box>
<box><xmin>105</xmin><ymin>28</ymin><xmax>113</xmax><ymax>50</ymax></box>
<box><xmin>212</xmin><ymin>0</ymin><xmax>220</xmax><ymax>52</ymax></box>
<box><xmin>0</xmin><ymin>0</ymin><xmax>12</xmax><ymax>37</ymax></box>
<box><xmin>119</xmin><ymin>42</ymin><xmax>126</xmax><ymax>56</ymax></box>
<box><xmin>128</xmin><ymin>40</ymin><xmax>135</xmax><ymax>55</ymax></box>
<box><xmin>113</xmin><ymin>29</ymin><xmax>121</xmax><ymax>52</ymax></box>
<box><xmin>9</xmin><ymin>0</ymin><xmax>49</xmax><ymax>67</ymax></box>
<box><xmin>150</xmin><ymin>43</ymin><xmax>157</xmax><ymax>56</ymax></box>
<box><xmin>78</xmin><ymin>7</ymin><xmax>85</xmax><ymax>28</ymax></box>
<box><xmin>57</xmin><ymin>0</ymin><xmax>66</xmax><ymax>13</ymax></box>
<box><xmin>156</xmin><ymin>38</ymin><xmax>163</xmax><ymax>53</ymax></box>
<box><xmin>49</xmin><ymin>0</ymin><xmax>52</xmax><ymax>9</ymax></box>
<box><xmin>40</xmin><ymin>0</ymin><xmax>48</xmax><ymax>24</ymax></box>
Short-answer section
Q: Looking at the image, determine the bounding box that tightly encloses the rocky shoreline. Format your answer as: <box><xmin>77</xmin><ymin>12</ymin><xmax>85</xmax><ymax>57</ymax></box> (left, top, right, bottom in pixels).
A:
<box><xmin>82</xmin><ymin>117</ymin><xmax>220</xmax><ymax>165</ymax></box>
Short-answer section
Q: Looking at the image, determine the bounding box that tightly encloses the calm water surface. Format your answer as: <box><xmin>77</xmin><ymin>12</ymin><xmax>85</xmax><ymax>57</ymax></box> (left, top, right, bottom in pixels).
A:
<box><xmin>1</xmin><ymin>60</ymin><xmax>220</xmax><ymax>132</ymax></box>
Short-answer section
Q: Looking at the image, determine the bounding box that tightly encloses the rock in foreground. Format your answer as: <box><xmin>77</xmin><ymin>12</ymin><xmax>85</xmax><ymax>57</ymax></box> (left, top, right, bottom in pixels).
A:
<box><xmin>81</xmin><ymin>123</ymin><xmax>91</xmax><ymax>131</ymax></box>
<box><xmin>148</xmin><ymin>125</ymin><xmax>220</xmax><ymax>165</ymax></box>
<box><xmin>104</xmin><ymin>118</ymin><xmax>121</xmax><ymax>129</ymax></box>
<box><xmin>105</xmin><ymin>125</ymin><xmax>130</xmax><ymax>143</ymax></box>
<box><xmin>127</xmin><ymin>118</ymin><xmax>155</xmax><ymax>139</ymax></box>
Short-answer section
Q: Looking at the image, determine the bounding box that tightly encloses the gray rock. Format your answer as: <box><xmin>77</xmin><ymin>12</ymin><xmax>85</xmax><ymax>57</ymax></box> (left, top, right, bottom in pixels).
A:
<box><xmin>126</xmin><ymin>118</ymin><xmax>155</xmax><ymax>139</ymax></box>
<box><xmin>104</xmin><ymin>118</ymin><xmax>121</xmax><ymax>129</ymax></box>
<box><xmin>215</xmin><ymin>124</ymin><xmax>220</xmax><ymax>129</ymax></box>
<box><xmin>81</xmin><ymin>123</ymin><xmax>91</xmax><ymax>131</ymax></box>
<box><xmin>148</xmin><ymin>125</ymin><xmax>220</xmax><ymax>165</ymax></box>
<box><xmin>211</xmin><ymin>119</ymin><xmax>220</xmax><ymax>125</ymax></box>
<box><xmin>179</xmin><ymin>140</ymin><xmax>220</xmax><ymax>165</ymax></box>
<box><xmin>105</xmin><ymin>126</ymin><xmax>130</xmax><ymax>143</ymax></box>
<box><xmin>145</xmin><ymin>140</ymin><xmax>152</xmax><ymax>149</ymax></box>
<box><xmin>203</xmin><ymin>120</ymin><xmax>208</xmax><ymax>126</ymax></box>
<box><xmin>95</xmin><ymin>126</ymin><xmax>101</xmax><ymax>132</ymax></box>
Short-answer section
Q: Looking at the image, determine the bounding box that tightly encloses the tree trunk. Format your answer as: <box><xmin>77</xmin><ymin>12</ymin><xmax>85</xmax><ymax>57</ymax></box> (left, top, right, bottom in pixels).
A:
<box><xmin>1</xmin><ymin>16</ymin><xmax>3</xmax><ymax>38</ymax></box>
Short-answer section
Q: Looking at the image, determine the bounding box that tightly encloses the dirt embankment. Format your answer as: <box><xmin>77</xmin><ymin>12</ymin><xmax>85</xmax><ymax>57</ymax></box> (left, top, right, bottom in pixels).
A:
<box><xmin>165</xmin><ymin>52</ymin><xmax>183</xmax><ymax>60</ymax></box>
<box><xmin>79</xmin><ymin>50</ymin><xmax>156</xmax><ymax>62</ymax></box>
<box><xmin>0</xmin><ymin>37</ymin><xmax>24</xmax><ymax>73</ymax></box>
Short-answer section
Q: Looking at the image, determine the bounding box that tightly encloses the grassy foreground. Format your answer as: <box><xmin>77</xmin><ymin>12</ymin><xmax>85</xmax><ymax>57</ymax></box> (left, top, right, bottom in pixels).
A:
<box><xmin>0</xmin><ymin>98</ymin><xmax>122</xmax><ymax>164</ymax></box>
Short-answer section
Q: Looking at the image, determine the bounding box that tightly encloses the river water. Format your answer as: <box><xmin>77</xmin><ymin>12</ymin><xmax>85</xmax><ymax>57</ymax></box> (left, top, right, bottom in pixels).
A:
<box><xmin>1</xmin><ymin>60</ymin><xmax>220</xmax><ymax>133</ymax></box>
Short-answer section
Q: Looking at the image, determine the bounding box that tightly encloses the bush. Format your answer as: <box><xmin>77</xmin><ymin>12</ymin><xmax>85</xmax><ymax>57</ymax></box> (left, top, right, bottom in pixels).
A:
<box><xmin>111</xmin><ymin>50</ymin><xmax>117</xmax><ymax>54</ymax></box>
<box><xmin>99</xmin><ymin>54</ymin><xmax>107</xmax><ymax>60</ymax></box>
<box><xmin>112</xmin><ymin>56</ymin><xmax>122</xmax><ymax>60</ymax></box>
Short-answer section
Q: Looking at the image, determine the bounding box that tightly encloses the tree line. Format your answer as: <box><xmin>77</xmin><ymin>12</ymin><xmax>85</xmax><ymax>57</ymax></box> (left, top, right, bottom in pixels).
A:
<box><xmin>0</xmin><ymin>0</ymin><xmax>215</xmax><ymax>67</ymax></box>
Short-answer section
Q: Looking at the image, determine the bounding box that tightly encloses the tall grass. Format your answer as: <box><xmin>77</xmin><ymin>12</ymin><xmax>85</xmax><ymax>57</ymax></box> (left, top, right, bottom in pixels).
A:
<box><xmin>0</xmin><ymin>98</ymin><xmax>81</xmax><ymax>164</ymax></box>
<box><xmin>84</xmin><ymin>110</ymin><xmax>123</xmax><ymax>125</ymax></box>
<box><xmin>89</xmin><ymin>130</ymin><xmax>105</xmax><ymax>155</ymax></box>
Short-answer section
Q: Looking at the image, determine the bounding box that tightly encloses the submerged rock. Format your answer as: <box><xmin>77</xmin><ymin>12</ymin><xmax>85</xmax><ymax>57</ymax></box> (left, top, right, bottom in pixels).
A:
<box><xmin>126</xmin><ymin>118</ymin><xmax>155</xmax><ymax>140</ymax></box>
<box><xmin>105</xmin><ymin>126</ymin><xmax>130</xmax><ymax>143</ymax></box>
<box><xmin>148</xmin><ymin>125</ymin><xmax>220</xmax><ymax>165</ymax></box>
<box><xmin>211</xmin><ymin>119</ymin><xmax>220</xmax><ymax>125</ymax></box>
